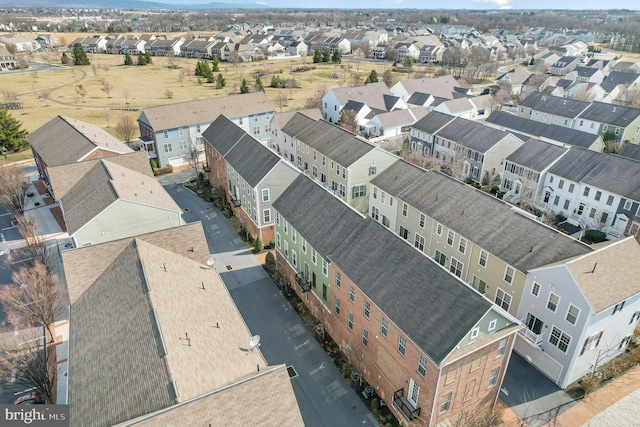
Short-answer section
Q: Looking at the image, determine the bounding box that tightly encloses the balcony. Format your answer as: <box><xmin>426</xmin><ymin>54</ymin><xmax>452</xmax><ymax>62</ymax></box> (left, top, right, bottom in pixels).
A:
<box><xmin>393</xmin><ymin>389</ymin><xmax>421</xmax><ymax>421</ymax></box>
<box><xmin>230</xmin><ymin>195</ymin><xmax>241</xmax><ymax>208</ymax></box>
<box><xmin>295</xmin><ymin>272</ymin><xmax>311</xmax><ymax>293</ymax></box>
<box><xmin>518</xmin><ymin>325</ymin><xmax>544</xmax><ymax>347</ymax></box>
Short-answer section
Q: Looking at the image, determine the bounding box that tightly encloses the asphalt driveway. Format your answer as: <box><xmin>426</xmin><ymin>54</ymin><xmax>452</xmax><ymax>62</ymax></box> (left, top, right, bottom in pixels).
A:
<box><xmin>163</xmin><ymin>182</ymin><xmax>377</xmax><ymax>427</ymax></box>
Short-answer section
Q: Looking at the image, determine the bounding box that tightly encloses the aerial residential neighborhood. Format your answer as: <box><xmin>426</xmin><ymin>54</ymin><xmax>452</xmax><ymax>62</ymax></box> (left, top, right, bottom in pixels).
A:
<box><xmin>1</xmin><ymin>4</ymin><xmax>640</xmax><ymax>427</ymax></box>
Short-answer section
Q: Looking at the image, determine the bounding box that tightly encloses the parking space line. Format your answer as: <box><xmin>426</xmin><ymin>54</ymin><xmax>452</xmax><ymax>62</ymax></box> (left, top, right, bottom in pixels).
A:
<box><xmin>11</xmin><ymin>257</ymin><xmax>32</xmax><ymax>265</ymax></box>
<box><xmin>0</xmin><ymin>213</ymin><xmax>13</xmax><ymax>217</ymax></box>
<box><xmin>1</xmin><ymin>226</ymin><xmax>18</xmax><ymax>231</ymax></box>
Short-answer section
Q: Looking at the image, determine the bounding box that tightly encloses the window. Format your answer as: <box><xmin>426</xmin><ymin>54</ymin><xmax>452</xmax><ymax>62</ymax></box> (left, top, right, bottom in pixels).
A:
<box><xmin>613</xmin><ymin>301</ymin><xmax>625</xmax><ymax>314</ymax></box>
<box><xmin>263</xmin><ymin>209</ymin><xmax>271</xmax><ymax>223</ymax></box>
<box><xmin>335</xmin><ymin>298</ymin><xmax>341</xmax><ymax>315</ymax></box>
<box><xmin>399</xmin><ymin>226</ymin><xmax>409</xmax><ymax>240</ymax></box>
<box><xmin>373</xmin><ymin>187</ymin><xmax>377</xmax><ymax>199</ymax></box>
<box><xmin>569</xmin><ymin>183</ymin><xmax>575</xmax><ymax>193</ymax></box>
<box><xmin>283</xmin><ymin>240</ymin><xmax>288</xmax><ymax>257</ymax></box>
<box><xmin>581</xmin><ymin>331</ymin><xmax>602</xmax><ymax>355</ymax></box>
<box><xmin>398</xmin><ymin>336</ymin><xmax>406</xmax><ymax>356</ymax></box>
<box><xmin>547</xmin><ymin>293</ymin><xmax>559</xmax><ymax>312</ymax></box>
<box><xmin>347</xmin><ymin>312</ymin><xmax>353</xmax><ymax>330</ymax></box>
<box><xmin>283</xmin><ymin>221</ymin><xmax>288</xmax><ymax>234</ymax></box>
<box><xmin>368</xmin><ymin>165</ymin><xmax>377</xmax><ymax>176</ymax></box>
<box><xmin>335</xmin><ymin>272</ymin><xmax>341</xmax><ymax>288</ymax></box>
<box><xmin>630</xmin><ymin>310</ymin><xmax>640</xmax><ymax>325</ymax></box>
<box><xmin>488</xmin><ymin>368</ymin><xmax>499</xmax><ymax>386</ymax></box>
<box><xmin>595</xmin><ymin>191</ymin><xmax>602</xmax><ymax>201</ymax></box>
<box><xmin>349</xmin><ymin>286</ymin><xmax>355</xmax><ymax>303</ymax></box>
<box><xmin>558</xmin><ymin>179</ymin><xmax>564</xmax><ymax>190</ymax></box>
<box><xmin>364</xmin><ymin>301</ymin><xmax>370</xmax><ymax>319</ymax></box>
<box><xmin>450</xmin><ymin>258</ymin><xmax>463</xmax><ymax>278</ymax></box>
<box><xmin>440</xmin><ymin>393</ymin><xmax>452</xmax><ymax>412</ymax></box>
<box><xmin>336</xmin><ymin>164</ymin><xmax>340</xmax><ymax>176</ymax></box>
<box><xmin>179</xmin><ymin>140</ymin><xmax>187</xmax><ymax>150</ymax></box>
<box><xmin>434</xmin><ymin>250</ymin><xmax>447</xmax><ymax>267</ymax></box>
<box><xmin>362</xmin><ymin>328</ymin><xmax>369</xmax><ymax>347</ymax></box>
<box><xmin>276</xmin><ymin>233</ymin><xmax>281</xmax><ymax>249</ymax></box>
<box><xmin>447</xmin><ymin>230</ymin><xmax>455</xmax><ymax>246</ymax></box>
<box><xmin>566</xmin><ymin>304</ymin><xmax>580</xmax><ymax>325</ymax></box>
<box><xmin>436</xmin><ymin>223</ymin><xmax>443</xmax><ymax>236</ymax></box>
<box><xmin>564</xmin><ymin>199</ymin><xmax>570</xmax><ymax>210</ymax></box>
<box><xmin>472</xmin><ymin>276</ymin><xmax>486</xmax><ymax>294</ymax></box>
<box><xmin>291</xmin><ymin>228</ymin><xmax>297</xmax><ymax>243</ymax></box>
<box><xmin>470</xmin><ymin>328</ymin><xmax>479</xmax><ymax>340</ymax></box>
<box><xmin>402</xmin><ymin>203</ymin><xmax>408</xmax><ymax>217</ymax></box>
<box><xmin>479</xmin><ymin>250</ymin><xmax>488</xmax><ymax>267</ymax></box>
<box><xmin>583</xmin><ymin>187</ymin><xmax>590</xmax><ymax>197</ymax></box>
<box><xmin>504</xmin><ymin>266</ymin><xmax>514</xmax><ymax>284</ymax></box>
<box><xmin>532</xmin><ymin>282</ymin><xmax>540</xmax><ymax>297</ymax></box>
<box><xmin>339</xmin><ymin>184</ymin><xmax>346</xmax><ymax>197</ymax></box>
<box><xmin>253</xmin><ymin>126</ymin><xmax>260</xmax><ymax>135</ymax></box>
<box><xmin>497</xmin><ymin>339</ymin><xmax>507</xmax><ymax>356</ymax></box>
<box><xmin>525</xmin><ymin>313</ymin><xmax>544</xmax><ymax>334</ymax></box>
<box><xmin>554</xmin><ymin>195</ymin><xmax>560</xmax><ymax>206</ymax></box>
<box><xmin>624</xmin><ymin>200</ymin><xmax>633</xmax><ymax>211</ymax></box>
<box><xmin>301</xmin><ymin>239</ymin><xmax>307</xmax><ymax>254</ymax></box>
<box><xmin>414</xmin><ymin>234</ymin><xmax>425</xmax><ymax>251</ymax></box>
<box><xmin>463</xmin><ymin>379</ymin><xmax>476</xmax><ymax>402</ymax></box>
<box><xmin>163</xmin><ymin>143</ymin><xmax>172</xmax><ymax>153</ymax></box>
<box><xmin>352</xmin><ymin>184</ymin><xmax>366</xmax><ymax>198</ymax></box>
<box><xmin>459</xmin><ymin>237</ymin><xmax>467</xmax><ymax>254</ymax></box>
<box><xmin>275</xmin><ymin>213</ymin><xmax>280</xmax><ymax>226</ymax></box>
<box><xmin>419</xmin><ymin>213</ymin><xmax>426</xmax><ymax>228</ymax></box>
<box><xmin>445</xmin><ymin>368</ymin><xmax>458</xmax><ymax>385</ymax></box>
<box><xmin>321</xmin><ymin>259</ymin><xmax>328</xmax><ymax>277</ymax></box>
<box><xmin>495</xmin><ymin>289</ymin><xmax>512</xmax><ymax>311</ymax></box>
<box><xmin>620</xmin><ymin>335</ymin><xmax>631</xmax><ymax>349</ymax></box>
<box><xmin>291</xmin><ymin>250</ymin><xmax>297</xmax><ymax>267</ymax></box>
<box><xmin>312</xmin><ymin>249</ymin><xmax>317</xmax><ymax>265</ymax></box>
<box><xmin>380</xmin><ymin>318</ymin><xmax>388</xmax><ymax>337</ymax></box>
<box><xmin>606</xmin><ymin>195</ymin><xmax>614</xmax><ymax>206</ymax></box>
<box><xmin>549</xmin><ymin>326</ymin><xmax>571</xmax><ymax>353</ymax></box>
<box><xmin>489</xmin><ymin>319</ymin><xmax>497</xmax><ymax>331</ymax></box>
<box><xmin>417</xmin><ymin>355</ymin><xmax>427</xmax><ymax>377</ymax></box>
<box><xmin>262</xmin><ymin>189</ymin><xmax>269</xmax><ymax>202</ymax></box>
<box><xmin>382</xmin><ymin>216</ymin><xmax>390</xmax><ymax>228</ymax></box>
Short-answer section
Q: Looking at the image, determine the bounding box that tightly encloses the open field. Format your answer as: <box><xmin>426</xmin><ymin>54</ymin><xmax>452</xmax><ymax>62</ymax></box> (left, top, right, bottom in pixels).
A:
<box><xmin>1</xmin><ymin>50</ymin><xmax>399</xmax><ymax>138</ymax></box>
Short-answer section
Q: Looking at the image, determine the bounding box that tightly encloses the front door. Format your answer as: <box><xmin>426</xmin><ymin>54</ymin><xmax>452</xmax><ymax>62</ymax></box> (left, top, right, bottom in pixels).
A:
<box><xmin>408</xmin><ymin>378</ymin><xmax>419</xmax><ymax>408</ymax></box>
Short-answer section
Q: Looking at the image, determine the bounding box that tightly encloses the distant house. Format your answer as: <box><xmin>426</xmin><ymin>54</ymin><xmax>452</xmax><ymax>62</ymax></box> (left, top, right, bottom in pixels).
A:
<box><xmin>35</xmin><ymin>33</ymin><xmax>56</xmax><ymax>48</ymax></box>
<box><xmin>573</xmin><ymin>101</ymin><xmax>640</xmax><ymax>144</ymax></box>
<box><xmin>517</xmin><ymin>92</ymin><xmax>591</xmax><ymax>128</ymax></box>
<box><xmin>145</xmin><ymin>37</ymin><xmax>184</xmax><ymax>56</ymax></box>
<box><xmin>27</xmin><ymin>116</ymin><xmax>133</xmax><ymax>187</ymax></box>
<box><xmin>137</xmin><ymin>92</ymin><xmax>274</xmax><ymax>168</ymax></box>
<box><xmin>0</xmin><ymin>44</ymin><xmax>18</xmax><ymax>70</ymax></box>
<box><xmin>496</xmin><ymin>67</ymin><xmax>532</xmax><ymax>95</ymax></box>
<box><xmin>548</xmin><ymin>56</ymin><xmax>582</xmax><ymax>76</ymax></box>
<box><xmin>180</xmin><ymin>38</ymin><xmax>217</xmax><ymax>59</ymax></box>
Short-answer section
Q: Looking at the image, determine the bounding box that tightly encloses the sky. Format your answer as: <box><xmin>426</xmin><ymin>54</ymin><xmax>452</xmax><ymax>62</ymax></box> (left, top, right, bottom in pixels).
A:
<box><xmin>166</xmin><ymin>0</ymin><xmax>639</xmax><ymax>9</ymax></box>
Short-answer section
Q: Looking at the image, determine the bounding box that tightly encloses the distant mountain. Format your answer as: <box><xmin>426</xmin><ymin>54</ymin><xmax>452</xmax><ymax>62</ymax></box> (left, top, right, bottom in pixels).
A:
<box><xmin>2</xmin><ymin>0</ymin><xmax>269</xmax><ymax>9</ymax></box>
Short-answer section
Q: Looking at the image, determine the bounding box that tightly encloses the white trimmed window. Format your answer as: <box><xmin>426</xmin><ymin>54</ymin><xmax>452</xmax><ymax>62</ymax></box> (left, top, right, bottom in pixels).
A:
<box><xmin>447</xmin><ymin>230</ymin><xmax>455</xmax><ymax>246</ymax></box>
<box><xmin>531</xmin><ymin>282</ymin><xmax>540</xmax><ymax>297</ymax></box>
<box><xmin>380</xmin><ymin>317</ymin><xmax>388</xmax><ymax>337</ymax></box>
<box><xmin>549</xmin><ymin>326</ymin><xmax>571</xmax><ymax>353</ymax></box>
<box><xmin>450</xmin><ymin>258</ymin><xmax>463</xmax><ymax>278</ymax></box>
<box><xmin>419</xmin><ymin>213</ymin><xmax>426</xmax><ymax>228</ymax></box>
<box><xmin>364</xmin><ymin>301</ymin><xmax>370</xmax><ymax>319</ymax></box>
<box><xmin>322</xmin><ymin>259</ymin><xmax>328</xmax><ymax>277</ymax></box>
<box><xmin>504</xmin><ymin>266</ymin><xmax>514</xmax><ymax>284</ymax></box>
<box><xmin>263</xmin><ymin>209</ymin><xmax>270</xmax><ymax>223</ymax></box>
<box><xmin>495</xmin><ymin>289</ymin><xmax>511</xmax><ymax>311</ymax></box>
<box><xmin>547</xmin><ymin>293</ymin><xmax>559</xmax><ymax>312</ymax></box>
<box><xmin>581</xmin><ymin>331</ymin><xmax>602</xmax><ymax>355</ymax></box>
<box><xmin>479</xmin><ymin>250</ymin><xmax>488</xmax><ymax>267</ymax></box>
<box><xmin>566</xmin><ymin>304</ymin><xmax>580</xmax><ymax>325</ymax></box>
<box><xmin>417</xmin><ymin>355</ymin><xmax>427</xmax><ymax>377</ymax></box>
<box><xmin>459</xmin><ymin>237</ymin><xmax>467</xmax><ymax>254</ymax></box>
<box><xmin>436</xmin><ymin>223</ymin><xmax>443</xmax><ymax>236</ymax></box>
<box><xmin>398</xmin><ymin>336</ymin><xmax>406</xmax><ymax>356</ymax></box>
<box><xmin>262</xmin><ymin>188</ymin><xmax>269</xmax><ymax>202</ymax></box>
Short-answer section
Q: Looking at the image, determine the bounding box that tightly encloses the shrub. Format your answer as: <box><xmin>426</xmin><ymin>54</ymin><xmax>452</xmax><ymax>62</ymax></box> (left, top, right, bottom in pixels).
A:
<box><xmin>253</xmin><ymin>235</ymin><xmax>264</xmax><ymax>252</ymax></box>
<box><xmin>269</xmin><ymin>239</ymin><xmax>275</xmax><ymax>249</ymax></box>
<box><xmin>490</xmin><ymin>186</ymin><xmax>500</xmax><ymax>195</ymax></box>
<box><xmin>583</xmin><ymin>229</ymin><xmax>607</xmax><ymax>244</ymax></box>
<box><xmin>371</xmin><ymin>398</ymin><xmax>380</xmax><ymax>411</ymax></box>
<box><xmin>149</xmin><ymin>158</ymin><xmax>157</xmax><ymax>169</ymax></box>
<box><xmin>152</xmin><ymin>164</ymin><xmax>174</xmax><ymax>176</ymax></box>
<box><xmin>556</xmin><ymin>213</ymin><xmax>567</xmax><ymax>223</ymax></box>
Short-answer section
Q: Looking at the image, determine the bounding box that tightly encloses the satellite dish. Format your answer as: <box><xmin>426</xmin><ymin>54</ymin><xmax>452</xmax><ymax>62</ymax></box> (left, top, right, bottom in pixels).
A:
<box><xmin>207</xmin><ymin>256</ymin><xmax>216</xmax><ymax>266</ymax></box>
<box><xmin>249</xmin><ymin>335</ymin><xmax>261</xmax><ymax>349</ymax></box>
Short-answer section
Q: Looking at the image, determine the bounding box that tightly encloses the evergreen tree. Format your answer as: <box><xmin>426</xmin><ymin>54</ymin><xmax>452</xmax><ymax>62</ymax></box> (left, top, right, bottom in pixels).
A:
<box><xmin>195</xmin><ymin>61</ymin><xmax>204</xmax><ymax>77</ymax></box>
<box><xmin>72</xmin><ymin>43</ymin><xmax>90</xmax><ymax>65</ymax></box>
<box><xmin>331</xmin><ymin>50</ymin><xmax>342</xmax><ymax>64</ymax></box>
<box><xmin>366</xmin><ymin>69</ymin><xmax>379</xmax><ymax>84</ymax></box>
<box><xmin>0</xmin><ymin>110</ymin><xmax>29</xmax><ymax>152</ymax></box>
<box><xmin>124</xmin><ymin>53</ymin><xmax>133</xmax><ymax>65</ymax></box>
<box><xmin>212</xmin><ymin>57</ymin><xmax>220</xmax><ymax>72</ymax></box>
<box><xmin>322</xmin><ymin>48</ymin><xmax>331</xmax><ymax>63</ymax></box>
<box><xmin>312</xmin><ymin>49</ymin><xmax>322</xmax><ymax>63</ymax></box>
<box><xmin>255</xmin><ymin>77</ymin><xmax>265</xmax><ymax>93</ymax></box>
<box><xmin>216</xmin><ymin>74</ymin><xmax>226</xmax><ymax>89</ymax></box>
<box><xmin>137</xmin><ymin>53</ymin><xmax>147</xmax><ymax>66</ymax></box>
<box><xmin>144</xmin><ymin>52</ymin><xmax>152</xmax><ymax>64</ymax></box>
<box><xmin>240</xmin><ymin>78</ymin><xmax>250</xmax><ymax>94</ymax></box>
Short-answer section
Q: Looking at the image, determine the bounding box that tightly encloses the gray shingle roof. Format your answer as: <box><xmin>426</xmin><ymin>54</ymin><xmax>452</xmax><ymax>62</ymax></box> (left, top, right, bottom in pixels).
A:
<box><xmin>520</xmin><ymin>92</ymin><xmax>591</xmax><ymax>119</ymax></box>
<box><xmin>202</xmin><ymin>115</ymin><xmax>248</xmax><ymax>156</ymax></box>
<box><xmin>371</xmin><ymin>161</ymin><xmax>592</xmax><ymax>272</ymax></box>
<box><xmin>411</xmin><ymin>111</ymin><xmax>456</xmax><ymax>134</ymax></box>
<box><xmin>407</xmin><ymin>92</ymin><xmax>431</xmax><ymax>106</ymax></box>
<box><xmin>506</xmin><ymin>139</ymin><xmax>568</xmax><ymax>172</ymax></box>
<box><xmin>618</xmin><ymin>143</ymin><xmax>640</xmax><ymax>162</ymax></box>
<box><xmin>69</xmin><ymin>242</ymin><xmax>174</xmax><ymax>427</ymax></box>
<box><xmin>437</xmin><ymin>117</ymin><xmax>513</xmax><ymax>153</ymax></box>
<box><xmin>600</xmin><ymin>71</ymin><xmax>640</xmax><ymax>93</ymax></box>
<box><xmin>548</xmin><ymin>148</ymin><xmax>640</xmax><ymax>201</ymax></box>
<box><xmin>485</xmin><ymin>110</ymin><xmax>600</xmax><ymax>149</ymax></box>
<box><xmin>342</xmin><ymin>100</ymin><xmax>366</xmax><ymax>114</ymax></box>
<box><xmin>577</xmin><ymin>102</ymin><xmax>640</xmax><ymax>128</ymax></box>
<box><xmin>27</xmin><ymin>116</ymin><xmax>132</xmax><ymax>168</ymax></box>
<box><xmin>292</xmin><ymin>119</ymin><xmax>375</xmax><ymax>167</ymax></box>
<box><xmin>280</xmin><ymin>112</ymin><xmax>318</xmax><ymax>138</ymax></box>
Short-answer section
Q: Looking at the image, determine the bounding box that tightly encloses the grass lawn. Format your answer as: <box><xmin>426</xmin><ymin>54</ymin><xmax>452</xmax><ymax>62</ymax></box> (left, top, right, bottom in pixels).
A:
<box><xmin>3</xmin><ymin>148</ymin><xmax>34</xmax><ymax>163</ymax></box>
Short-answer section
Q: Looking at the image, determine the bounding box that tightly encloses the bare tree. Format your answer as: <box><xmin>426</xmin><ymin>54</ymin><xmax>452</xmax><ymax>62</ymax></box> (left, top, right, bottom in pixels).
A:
<box><xmin>276</xmin><ymin>92</ymin><xmax>288</xmax><ymax>112</ymax></box>
<box><xmin>402</xmin><ymin>146</ymin><xmax>437</xmax><ymax>170</ymax></box>
<box><xmin>619</xmin><ymin>83</ymin><xmax>640</xmax><ymax>107</ymax></box>
<box><xmin>0</xmin><ymin>327</ymin><xmax>55</xmax><ymax>403</ymax></box>
<box><xmin>337</xmin><ymin>109</ymin><xmax>358</xmax><ymax>133</ymax></box>
<box><xmin>15</xmin><ymin>216</ymin><xmax>55</xmax><ymax>273</ymax></box>
<box><xmin>382</xmin><ymin>69</ymin><xmax>397</xmax><ymax>88</ymax></box>
<box><xmin>185</xmin><ymin>133</ymin><xmax>203</xmax><ymax>187</ymax></box>
<box><xmin>0</xmin><ymin>163</ymin><xmax>28</xmax><ymax>213</ymax></box>
<box><xmin>101</xmin><ymin>64</ymin><xmax>110</xmax><ymax>75</ymax></box>
<box><xmin>440</xmin><ymin>146</ymin><xmax>466</xmax><ymax>181</ymax></box>
<box><xmin>178</xmin><ymin>68</ymin><xmax>187</xmax><ymax>87</ymax></box>
<box><xmin>304</xmin><ymin>83</ymin><xmax>327</xmax><ymax>109</ymax></box>
<box><xmin>571</xmin><ymin>85</ymin><xmax>596</xmax><ymax>102</ymax></box>
<box><xmin>100</xmin><ymin>79</ymin><xmax>113</xmax><ymax>98</ymax></box>
<box><xmin>75</xmin><ymin>84</ymin><xmax>87</xmax><ymax>103</ymax></box>
<box><xmin>115</xmin><ymin>115</ymin><xmax>137</xmax><ymax>143</ymax></box>
<box><xmin>164</xmin><ymin>88</ymin><xmax>174</xmax><ymax>99</ymax></box>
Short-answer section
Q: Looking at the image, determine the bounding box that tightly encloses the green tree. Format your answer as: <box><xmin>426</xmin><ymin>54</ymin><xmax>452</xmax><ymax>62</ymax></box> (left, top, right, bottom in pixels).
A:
<box><xmin>402</xmin><ymin>55</ymin><xmax>414</xmax><ymax>69</ymax></box>
<box><xmin>0</xmin><ymin>110</ymin><xmax>28</xmax><ymax>152</ymax></box>
<box><xmin>253</xmin><ymin>235</ymin><xmax>264</xmax><ymax>252</ymax></box>
<box><xmin>144</xmin><ymin>52</ymin><xmax>152</xmax><ymax>64</ymax></box>
<box><xmin>366</xmin><ymin>69</ymin><xmax>379</xmax><ymax>84</ymax></box>
<box><xmin>240</xmin><ymin>78</ymin><xmax>249</xmax><ymax>94</ymax></box>
<box><xmin>255</xmin><ymin>77</ymin><xmax>265</xmax><ymax>93</ymax></box>
<box><xmin>72</xmin><ymin>43</ymin><xmax>90</xmax><ymax>65</ymax></box>
<box><xmin>312</xmin><ymin>49</ymin><xmax>322</xmax><ymax>63</ymax></box>
<box><xmin>331</xmin><ymin>50</ymin><xmax>342</xmax><ymax>64</ymax></box>
<box><xmin>322</xmin><ymin>48</ymin><xmax>331</xmax><ymax>63</ymax></box>
<box><xmin>212</xmin><ymin>57</ymin><xmax>219</xmax><ymax>72</ymax></box>
<box><xmin>137</xmin><ymin>53</ymin><xmax>149</xmax><ymax>66</ymax></box>
<box><xmin>215</xmin><ymin>73</ymin><xmax>226</xmax><ymax>89</ymax></box>
<box><xmin>124</xmin><ymin>53</ymin><xmax>133</xmax><ymax>65</ymax></box>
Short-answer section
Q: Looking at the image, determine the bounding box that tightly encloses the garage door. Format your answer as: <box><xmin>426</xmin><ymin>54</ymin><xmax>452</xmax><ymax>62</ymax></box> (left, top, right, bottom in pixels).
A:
<box><xmin>168</xmin><ymin>155</ymin><xmax>188</xmax><ymax>167</ymax></box>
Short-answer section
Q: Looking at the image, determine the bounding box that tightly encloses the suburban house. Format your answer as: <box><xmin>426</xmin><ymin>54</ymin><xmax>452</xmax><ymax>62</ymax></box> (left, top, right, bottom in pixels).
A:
<box><xmin>599</xmin><ymin>71</ymin><xmax>640</xmax><ymax>102</ymax></box>
<box><xmin>137</xmin><ymin>92</ymin><xmax>274</xmax><ymax>168</ymax></box>
<box><xmin>0</xmin><ymin>44</ymin><xmax>18</xmax><ymax>70</ymax></box>
<box><xmin>203</xmin><ymin>115</ymin><xmax>299</xmax><ymax>244</ymax></box>
<box><xmin>517</xmin><ymin>92</ymin><xmax>591</xmax><ymax>129</ymax></box>
<box><xmin>28</xmin><ymin>115</ymin><xmax>133</xmax><ymax>187</ymax></box>
<box><xmin>145</xmin><ymin>37</ymin><xmax>184</xmax><ymax>56</ymax></box>
<box><xmin>548</xmin><ymin>56</ymin><xmax>583</xmax><ymax>76</ymax></box>
<box><xmin>496</xmin><ymin>67</ymin><xmax>532</xmax><ymax>95</ymax></box>
<box><xmin>565</xmin><ymin>66</ymin><xmax>606</xmax><ymax>85</ymax></box>
<box><xmin>516</xmin><ymin>237</ymin><xmax>640</xmax><ymax>388</ymax></box>
<box><xmin>572</xmin><ymin>101</ymin><xmax>640</xmax><ymax>145</ymax></box>
<box><xmin>180</xmin><ymin>38</ymin><xmax>217</xmax><ymax>58</ymax></box>
<box><xmin>269</xmin><ymin>109</ymin><xmax>322</xmax><ymax>163</ymax></box>
<box><xmin>321</xmin><ymin>82</ymin><xmax>403</xmax><ymax>124</ymax></box>
<box><xmin>432</xmin><ymin>95</ymin><xmax>494</xmax><ymax>120</ymax></box>
<box><xmin>539</xmin><ymin>147</ymin><xmax>640</xmax><ymax>236</ymax></box>
<box><xmin>485</xmin><ymin>111</ymin><xmax>605</xmax><ymax>151</ymax></box>
<box><xmin>368</xmin><ymin>160</ymin><xmax>592</xmax><ymax>319</ymax></box>
<box><xmin>63</xmin><ymin>223</ymin><xmax>304</xmax><ymax>426</ymax></box>
<box><xmin>46</xmin><ymin>151</ymin><xmax>183</xmax><ymax>247</ymax></box>
<box><xmin>273</xmin><ymin>174</ymin><xmax>521</xmax><ymax>426</ymax></box>
<box><xmin>280</xmin><ymin>114</ymin><xmax>398</xmax><ymax>215</ymax></box>
<box><xmin>390</xmin><ymin>75</ymin><xmax>470</xmax><ymax>103</ymax></box>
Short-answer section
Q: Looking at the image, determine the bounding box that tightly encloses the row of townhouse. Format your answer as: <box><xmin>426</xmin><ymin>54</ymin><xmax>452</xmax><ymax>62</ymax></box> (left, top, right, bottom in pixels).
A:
<box><xmin>136</xmin><ymin>92</ymin><xmax>274</xmax><ymax>168</ymax></box>
<box><xmin>517</xmin><ymin>92</ymin><xmax>640</xmax><ymax>144</ymax></box>
<box><xmin>26</xmin><ymin>117</ymin><xmax>304</xmax><ymax>425</ymax></box>
<box><xmin>272</xmin><ymin>174</ymin><xmax>521</xmax><ymax>426</ymax></box>
<box><xmin>366</xmin><ymin>160</ymin><xmax>640</xmax><ymax>389</ymax></box>
<box><xmin>501</xmin><ymin>140</ymin><xmax>640</xmax><ymax>237</ymax></box>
